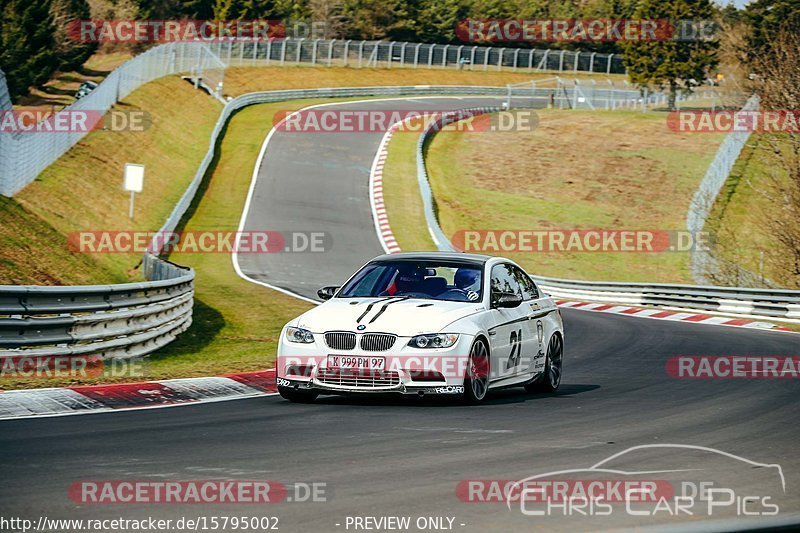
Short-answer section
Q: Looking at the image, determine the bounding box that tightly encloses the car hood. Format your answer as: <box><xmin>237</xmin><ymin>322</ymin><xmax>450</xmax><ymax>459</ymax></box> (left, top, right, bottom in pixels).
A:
<box><xmin>294</xmin><ymin>297</ymin><xmax>484</xmax><ymax>336</ymax></box>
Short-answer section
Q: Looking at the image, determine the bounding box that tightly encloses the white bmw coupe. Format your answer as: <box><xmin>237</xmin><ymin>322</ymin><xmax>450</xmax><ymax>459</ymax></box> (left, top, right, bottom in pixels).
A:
<box><xmin>276</xmin><ymin>252</ymin><xmax>564</xmax><ymax>404</ymax></box>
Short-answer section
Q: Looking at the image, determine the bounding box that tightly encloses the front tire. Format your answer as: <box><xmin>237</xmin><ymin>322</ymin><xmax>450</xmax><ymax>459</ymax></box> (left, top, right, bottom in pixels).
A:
<box><xmin>525</xmin><ymin>333</ymin><xmax>563</xmax><ymax>393</ymax></box>
<box><xmin>278</xmin><ymin>386</ymin><xmax>318</xmax><ymax>403</ymax></box>
<box><xmin>463</xmin><ymin>338</ymin><xmax>490</xmax><ymax>404</ymax></box>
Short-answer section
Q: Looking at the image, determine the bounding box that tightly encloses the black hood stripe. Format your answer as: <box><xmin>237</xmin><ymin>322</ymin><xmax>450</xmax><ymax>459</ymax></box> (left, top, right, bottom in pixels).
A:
<box><xmin>368</xmin><ymin>297</ymin><xmax>410</xmax><ymax>324</ymax></box>
<box><xmin>356</xmin><ymin>296</ymin><xmax>398</xmax><ymax>323</ymax></box>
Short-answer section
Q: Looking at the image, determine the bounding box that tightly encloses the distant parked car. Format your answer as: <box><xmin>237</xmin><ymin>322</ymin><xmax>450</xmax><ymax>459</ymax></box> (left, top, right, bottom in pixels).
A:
<box><xmin>75</xmin><ymin>80</ymin><xmax>98</xmax><ymax>100</ymax></box>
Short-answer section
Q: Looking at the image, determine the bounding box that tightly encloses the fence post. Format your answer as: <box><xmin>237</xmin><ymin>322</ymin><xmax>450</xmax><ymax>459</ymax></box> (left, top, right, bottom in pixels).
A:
<box><xmin>311</xmin><ymin>39</ymin><xmax>319</xmax><ymax>64</ymax></box>
<box><xmin>442</xmin><ymin>44</ymin><xmax>449</xmax><ymax>67</ymax></box>
<box><xmin>589</xmin><ymin>52</ymin><xmax>596</xmax><ymax>73</ymax></box>
<box><xmin>606</xmin><ymin>53</ymin><xmax>614</xmax><ymax>74</ymax></box>
<box><xmin>358</xmin><ymin>41</ymin><xmax>364</xmax><ymax>68</ymax></box>
<box><xmin>415</xmin><ymin>43</ymin><xmax>422</xmax><ymax>68</ymax></box>
<box><xmin>253</xmin><ymin>40</ymin><xmax>258</xmax><ymax>65</ymax></box>
<box><xmin>296</xmin><ymin>38</ymin><xmax>304</xmax><ymax>63</ymax></box>
<box><xmin>513</xmin><ymin>48</ymin><xmax>519</xmax><ymax>70</ymax></box>
<box><xmin>539</xmin><ymin>49</ymin><xmax>549</xmax><ymax>70</ymax></box>
<box><xmin>457</xmin><ymin>45</ymin><xmax>464</xmax><ymax>69</ymax></box>
<box><xmin>428</xmin><ymin>45</ymin><xmax>434</xmax><ymax>69</ymax></box>
<box><xmin>559</xmin><ymin>50</ymin><xmax>565</xmax><ymax>71</ymax></box>
<box><xmin>281</xmin><ymin>39</ymin><xmax>287</xmax><ymax>64</ymax></box>
<box><xmin>528</xmin><ymin>49</ymin><xmax>534</xmax><ymax>70</ymax></box>
<box><xmin>388</xmin><ymin>42</ymin><xmax>395</xmax><ymax>68</ymax></box>
<box><xmin>343</xmin><ymin>40</ymin><xmax>351</xmax><ymax>66</ymax></box>
<box><xmin>574</xmin><ymin>51</ymin><xmax>579</xmax><ymax>72</ymax></box>
<box><xmin>327</xmin><ymin>39</ymin><xmax>335</xmax><ymax>66</ymax></box>
<box><xmin>401</xmin><ymin>42</ymin><xmax>408</xmax><ymax>67</ymax></box>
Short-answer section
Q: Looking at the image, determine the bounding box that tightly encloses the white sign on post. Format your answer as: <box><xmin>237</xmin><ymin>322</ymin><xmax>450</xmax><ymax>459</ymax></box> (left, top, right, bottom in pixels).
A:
<box><xmin>124</xmin><ymin>163</ymin><xmax>144</xmax><ymax>219</ymax></box>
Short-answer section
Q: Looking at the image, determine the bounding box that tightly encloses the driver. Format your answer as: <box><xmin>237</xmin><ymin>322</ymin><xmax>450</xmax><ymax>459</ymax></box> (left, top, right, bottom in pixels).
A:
<box><xmin>454</xmin><ymin>268</ymin><xmax>481</xmax><ymax>300</ymax></box>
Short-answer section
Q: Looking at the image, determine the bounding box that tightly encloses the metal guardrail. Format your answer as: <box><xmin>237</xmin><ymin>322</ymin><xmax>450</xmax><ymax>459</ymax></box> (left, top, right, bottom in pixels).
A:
<box><xmin>530</xmin><ymin>277</ymin><xmax>800</xmax><ymax>321</ymax></box>
<box><xmin>414</xmin><ymin>108</ymin><xmax>800</xmax><ymax>321</ymax></box>
<box><xmin>0</xmin><ymin>258</ymin><xmax>193</xmax><ymax>357</ymax></box>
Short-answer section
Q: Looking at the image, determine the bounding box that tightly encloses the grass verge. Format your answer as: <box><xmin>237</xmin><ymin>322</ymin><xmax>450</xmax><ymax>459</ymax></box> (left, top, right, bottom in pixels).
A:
<box><xmin>382</xmin><ymin>109</ymin><xmax>726</xmax><ymax>283</ymax></box>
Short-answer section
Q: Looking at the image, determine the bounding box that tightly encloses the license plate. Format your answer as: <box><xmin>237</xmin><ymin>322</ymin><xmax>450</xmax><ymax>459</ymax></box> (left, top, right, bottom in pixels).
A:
<box><xmin>327</xmin><ymin>355</ymin><xmax>385</xmax><ymax>370</ymax></box>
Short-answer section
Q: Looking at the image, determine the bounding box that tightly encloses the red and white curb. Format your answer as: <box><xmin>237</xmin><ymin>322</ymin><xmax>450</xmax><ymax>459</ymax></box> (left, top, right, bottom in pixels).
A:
<box><xmin>369</xmin><ymin>120</ymin><xmax>404</xmax><ymax>254</ymax></box>
<box><xmin>556</xmin><ymin>300</ymin><xmax>794</xmax><ymax>332</ymax></box>
<box><xmin>0</xmin><ymin>369</ymin><xmax>277</xmax><ymax>420</ymax></box>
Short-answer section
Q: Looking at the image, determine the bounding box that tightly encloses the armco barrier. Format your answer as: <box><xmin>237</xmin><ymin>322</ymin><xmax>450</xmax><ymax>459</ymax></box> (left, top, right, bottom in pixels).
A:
<box><xmin>414</xmin><ymin>108</ymin><xmax>800</xmax><ymax>321</ymax></box>
<box><xmin>0</xmin><ymin>257</ymin><xmax>193</xmax><ymax>358</ymax></box>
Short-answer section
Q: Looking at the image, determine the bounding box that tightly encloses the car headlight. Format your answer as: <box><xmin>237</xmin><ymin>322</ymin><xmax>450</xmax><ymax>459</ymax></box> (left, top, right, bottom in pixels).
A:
<box><xmin>285</xmin><ymin>327</ymin><xmax>315</xmax><ymax>344</ymax></box>
<box><xmin>408</xmin><ymin>333</ymin><xmax>459</xmax><ymax>349</ymax></box>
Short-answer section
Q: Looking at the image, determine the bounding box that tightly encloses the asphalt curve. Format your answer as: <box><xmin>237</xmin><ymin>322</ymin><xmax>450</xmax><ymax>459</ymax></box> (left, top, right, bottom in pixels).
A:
<box><xmin>2</xmin><ymin>97</ymin><xmax>799</xmax><ymax>532</ymax></box>
<box><xmin>236</xmin><ymin>96</ymin><xmax>523</xmax><ymax>299</ymax></box>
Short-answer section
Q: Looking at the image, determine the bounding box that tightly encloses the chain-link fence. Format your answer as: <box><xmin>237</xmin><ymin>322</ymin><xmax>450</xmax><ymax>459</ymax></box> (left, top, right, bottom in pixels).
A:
<box><xmin>505</xmin><ymin>77</ymin><xmax>719</xmax><ymax>111</ymax></box>
<box><xmin>204</xmin><ymin>39</ymin><xmax>624</xmax><ymax>74</ymax></box>
<box><xmin>687</xmin><ymin>94</ymin><xmax>760</xmax><ymax>285</ymax></box>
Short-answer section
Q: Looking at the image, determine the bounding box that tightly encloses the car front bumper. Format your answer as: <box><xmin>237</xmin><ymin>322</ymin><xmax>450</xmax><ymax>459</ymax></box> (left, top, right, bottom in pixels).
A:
<box><xmin>276</xmin><ymin>332</ymin><xmax>475</xmax><ymax>396</ymax></box>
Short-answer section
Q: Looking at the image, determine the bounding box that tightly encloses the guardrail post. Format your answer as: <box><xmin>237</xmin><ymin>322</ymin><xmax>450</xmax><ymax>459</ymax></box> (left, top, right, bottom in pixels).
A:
<box><xmin>311</xmin><ymin>39</ymin><xmax>319</xmax><ymax>64</ymax></box>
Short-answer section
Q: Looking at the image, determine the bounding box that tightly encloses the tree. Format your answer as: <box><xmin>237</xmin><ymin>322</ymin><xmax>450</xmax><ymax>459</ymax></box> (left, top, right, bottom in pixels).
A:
<box><xmin>620</xmin><ymin>0</ymin><xmax>719</xmax><ymax>110</ymax></box>
<box><xmin>743</xmin><ymin>0</ymin><xmax>800</xmax><ymax>61</ymax></box>
<box><xmin>50</xmin><ymin>0</ymin><xmax>96</xmax><ymax>71</ymax></box>
<box><xmin>0</xmin><ymin>0</ymin><xmax>58</xmax><ymax>100</ymax></box>
<box><xmin>340</xmin><ymin>0</ymin><xmax>408</xmax><ymax>40</ymax></box>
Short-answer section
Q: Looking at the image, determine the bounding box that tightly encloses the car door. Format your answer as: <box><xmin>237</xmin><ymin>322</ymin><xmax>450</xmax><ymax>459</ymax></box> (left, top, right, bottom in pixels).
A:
<box><xmin>487</xmin><ymin>263</ymin><xmax>537</xmax><ymax>382</ymax></box>
<box><xmin>508</xmin><ymin>265</ymin><xmax>549</xmax><ymax>377</ymax></box>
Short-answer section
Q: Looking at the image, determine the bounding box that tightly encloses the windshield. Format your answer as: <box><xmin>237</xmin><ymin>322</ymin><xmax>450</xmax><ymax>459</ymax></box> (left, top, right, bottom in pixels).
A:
<box><xmin>338</xmin><ymin>260</ymin><xmax>483</xmax><ymax>302</ymax></box>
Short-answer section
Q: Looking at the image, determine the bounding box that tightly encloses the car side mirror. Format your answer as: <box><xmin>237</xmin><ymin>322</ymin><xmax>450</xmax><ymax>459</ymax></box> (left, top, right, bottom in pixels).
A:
<box><xmin>492</xmin><ymin>292</ymin><xmax>523</xmax><ymax>309</ymax></box>
<box><xmin>317</xmin><ymin>286</ymin><xmax>339</xmax><ymax>300</ymax></box>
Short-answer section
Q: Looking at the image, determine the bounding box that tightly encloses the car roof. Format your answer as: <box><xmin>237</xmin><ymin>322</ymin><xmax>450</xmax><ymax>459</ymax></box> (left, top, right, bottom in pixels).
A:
<box><xmin>370</xmin><ymin>251</ymin><xmax>496</xmax><ymax>266</ymax></box>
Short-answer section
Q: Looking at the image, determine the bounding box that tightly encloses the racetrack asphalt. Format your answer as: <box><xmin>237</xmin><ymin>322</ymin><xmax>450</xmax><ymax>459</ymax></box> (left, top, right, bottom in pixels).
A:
<box><xmin>2</xmin><ymin>96</ymin><xmax>798</xmax><ymax>532</ymax></box>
